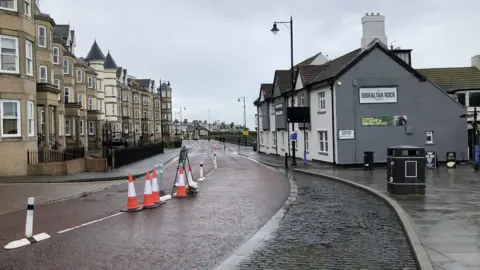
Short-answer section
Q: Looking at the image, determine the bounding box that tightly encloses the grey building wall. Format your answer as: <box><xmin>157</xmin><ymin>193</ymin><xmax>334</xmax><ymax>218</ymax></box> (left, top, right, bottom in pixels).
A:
<box><xmin>262</xmin><ymin>102</ymin><xmax>270</xmax><ymax>130</ymax></box>
<box><xmin>335</xmin><ymin>48</ymin><xmax>468</xmax><ymax>164</ymax></box>
<box><xmin>295</xmin><ymin>89</ymin><xmax>311</xmax><ymax>130</ymax></box>
<box><xmin>274</xmin><ymin>97</ymin><xmax>286</xmax><ymax>130</ymax></box>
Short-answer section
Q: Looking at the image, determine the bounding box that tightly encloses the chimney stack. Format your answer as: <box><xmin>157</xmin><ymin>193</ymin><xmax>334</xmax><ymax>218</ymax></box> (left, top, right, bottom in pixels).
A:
<box><xmin>361</xmin><ymin>13</ymin><xmax>388</xmax><ymax>49</ymax></box>
<box><xmin>472</xmin><ymin>55</ymin><xmax>480</xmax><ymax>70</ymax></box>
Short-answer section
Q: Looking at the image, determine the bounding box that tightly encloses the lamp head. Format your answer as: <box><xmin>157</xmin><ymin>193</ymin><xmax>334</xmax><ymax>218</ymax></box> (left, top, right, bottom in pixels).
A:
<box><xmin>271</xmin><ymin>23</ymin><xmax>279</xmax><ymax>34</ymax></box>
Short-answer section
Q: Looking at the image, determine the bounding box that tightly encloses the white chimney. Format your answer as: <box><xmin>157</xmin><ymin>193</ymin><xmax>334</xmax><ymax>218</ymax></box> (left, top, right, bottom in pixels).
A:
<box><xmin>361</xmin><ymin>13</ymin><xmax>388</xmax><ymax>49</ymax></box>
<box><xmin>472</xmin><ymin>55</ymin><xmax>480</xmax><ymax>70</ymax></box>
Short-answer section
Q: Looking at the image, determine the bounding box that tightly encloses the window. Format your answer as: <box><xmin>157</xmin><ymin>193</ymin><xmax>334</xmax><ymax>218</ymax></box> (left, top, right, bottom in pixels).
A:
<box><xmin>113</xmin><ymin>104</ymin><xmax>117</xmax><ymax>115</ymax></box>
<box><xmin>281</xmin><ymin>132</ymin><xmax>285</xmax><ymax>147</ymax></box>
<box><xmin>305</xmin><ymin>132</ymin><xmax>309</xmax><ymax>151</ymax></box>
<box><xmin>143</xmin><ymin>111</ymin><xmax>147</xmax><ymax>119</ymax></box>
<box><xmin>270</xmin><ymin>103</ymin><xmax>275</xmax><ymax>115</ymax></box>
<box><xmin>23</xmin><ymin>40</ymin><xmax>33</xmax><ymax>76</ymax></box>
<box><xmin>76</xmin><ymin>70</ymin><xmax>83</xmax><ymax>83</ymax></box>
<box><xmin>318</xmin><ymin>131</ymin><xmax>328</xmax><ymax>153</ymax></box>
<box><xmin>123</xmin><ymin>124</ymin><xmax>128</xmax><ymax>132</ymax></box>
<box><xmin>51</xmin><ymin>68</ymin><xmax>54</xmax><ymax>85</ymax></box>
<box><xmin>52</xmin><ymin>47</ymin><xmax>59</xmax><ymax>64</ymax></box>
<box><xmin>38</xmin><ymin>65</ymin><xmax>47</xmax><ymax>83</ymax></box>
<box><xmin>27</xmin><ymin>101</ymin><xmax>34</xmax><ymax>136</ymax></box>
<box><xmin>123</xmin><ymin>107</ymin><xmax>127</xmax><ymax>116</ymax></box>
<box><xmin>63</xmin><ymin>59</ymin><xmax>69</xmax><ymax>75</ymax></box>
<box><xmin>24</xmin><ymin>0</ymin><xmax>31</xmax><ymax>17</ymax></box>
<box><xmin>318</xmin><ymin>91</ymin><xmax>326</xmax><ymax>112</ymax></box>
<box><xmin>88</xmin><ymin>121</ymin><xmax>94</xmax><ymax>135</ymax></box>
<box><xmin>98</xmin><ymin>81</ymin><xmax>102</xmax><ymax>91</ymax></box>
<box><xmin>54</xmin><ymin>79</ymin><xmax>60</xmax><ymax>89</ymax></box>
<box><xmin>134</xmin><ymin>96</ymin><xmax>139</xmax><ymax>103</ymax></box>
<box><xmin>155</xmin><ymin>112</ymin><xmax>159</xmax><ymax>120</ymax></box>
<box><xmin>155</xmin><ymin>125</ymin><xmax>160</xmax><ymax>133</ymax></box>
<box><xmin>64</xmin><ymin>118</ymin><xmax>70</xmax><ymax>135</ymax></box>
<box><xmin>426</xmin><ymin>131</ymin><xmax>434</xmax><ymax>144</ymax></box>
<box><xmin>272</xmin><ymin>131</ymin><xmax>276</xmax><ymax>146</ymax></box>
<box><xmin>161</xmin><ymin>103</ymin><xmax>166</xmax><ymax>109</ymax></box>
<box><xmin>0</xmin><ymin>0</ymin><xmax>16</xmax><ymax>11</ymax></box>
<box><xmin>0</xmin><ymin>100</ymin><xmax>20</xmax><ymax>137</ymax></box>
<box><xmin>88</xmin><ymin>98</ymin><xmax>93</xmax><ymax>110</ymax></box>
<box><xmin>0</xmin><ymin>35</ymin><xmax>19</xmax><ymax>73</ymax></box>
<box><xmin>135</xmin><ymin>124</ymin><xmax>139</xmax><ymax>133</ymax></box>
<box><xmin>64</xmin><ymin>87</ymin><xmax>70</xmax><ymax>103</ymax></box>
<box><xmin>155</xmin><ymin>100</ymin><xmax>159</xmax><ymax>107</ymax></box>
<box><xmin>143</xmin><ymin>124</ymin><xmax>148</xmax><ymax>133</ymax></box>
<box><xmin>260</xmin><ymin>131</ymin><xmax>264</xmax><ymax>144</ymax></box>
<box><xmin>77</xmin><ymin>93</ymin><xmax>83</xmax><ymax>107</ymax></box>
<box><xmin>79</xmin><ymin>120</ymin><xmax>84</xmax><ymax>135</ymax></box>
<box><xmin>122</xmin><ymin>92</ymin><xmax>128</xmax><ymax>101</ymax></box>
<box><xmin>87</xmin><ymin>77</ymin><xmax>93</xmax><ymax>88</ymax></box>
<box><xmin>143</xmin><ymin>97</ymin><xmax>148</xmax><ymax>105</ymax></box>
<box><xmin>300</xmin><ymin>92</ymin><xmax>305</xmax><ymax>106</ymax></box>
<box><xmin>37</xmin><ymin>25</ymin><xmax>46</xmax><ymax>48</ymax></box>
<box><xmin>98</xmin><ymin>100</ymin><xmax>103</xmax><ymax>113</ymax></box>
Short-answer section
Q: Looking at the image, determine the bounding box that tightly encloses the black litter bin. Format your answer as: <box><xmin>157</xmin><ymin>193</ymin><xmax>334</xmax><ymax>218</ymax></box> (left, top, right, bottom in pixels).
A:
<box><xmin>387</xmin><ymin>145</ymin><xmax>426</xmax><ymax>195</ymax></box>
<box><xmin>252</xmin><ymin>141</ymin><xmax>257</xmax><ymax>152</ymax></box>
<box><xmin>364</xmin><ymin>151</ymin><xmax>374</xmax><ymax>170</ymax></box>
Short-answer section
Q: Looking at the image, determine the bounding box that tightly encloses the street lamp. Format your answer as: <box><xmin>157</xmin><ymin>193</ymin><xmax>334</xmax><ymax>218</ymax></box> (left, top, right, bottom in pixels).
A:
<box><xmin>179</xmin><ymin>107</ymin><xmax>186</xmax><ymax>138</ymax></box>
<box><xmin>208</xmin><ymin>109</ymin><xmax>211</xmax><ymax>141</ymax></box>
<box><xmin>238</xmin><ymin>97</ymin><xmax>247</xmax><ymax>147</ymax></box>
<box><xmin>271</xmin><ymin>16</ymin><xmax>297</xmax><ymax>166</ymax></box>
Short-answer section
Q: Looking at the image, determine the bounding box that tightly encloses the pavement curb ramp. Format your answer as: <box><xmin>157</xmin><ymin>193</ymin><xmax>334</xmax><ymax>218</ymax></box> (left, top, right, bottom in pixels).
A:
<box><xmin>8</xmin><ymin>154</ymin><xmax>180</xmax><ymax>184</ymax></box>
<box><xmin>213</xmin><ymin>155</ymin><xmax>298</xmax><ymax>270</ymax></box>
<box><xmin>293</xmin><ymin>168</ymin><xmax>433</xmax><ymax>270</ymax></box>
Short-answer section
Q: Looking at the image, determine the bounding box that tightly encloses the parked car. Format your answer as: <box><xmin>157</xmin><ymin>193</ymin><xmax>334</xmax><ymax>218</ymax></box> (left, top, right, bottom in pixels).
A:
<box><xmin>111</xmin><ymin>137</ymin><xmax>130</xmax><ymax>148</ymax></box>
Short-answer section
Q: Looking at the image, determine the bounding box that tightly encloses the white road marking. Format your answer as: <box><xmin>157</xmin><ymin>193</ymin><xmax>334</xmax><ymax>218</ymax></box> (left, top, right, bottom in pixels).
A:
<box><xmin>57</xmin><ymin>212</ymin><xmax>123</xmax><ymax>234</ymax></box>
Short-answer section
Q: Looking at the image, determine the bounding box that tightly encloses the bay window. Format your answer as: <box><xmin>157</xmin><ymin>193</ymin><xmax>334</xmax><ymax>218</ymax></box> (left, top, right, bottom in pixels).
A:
<box><xmin>0</xmin><ymin>35</ymin><xmax>19</xmax><ymax>73</ymax></box>
<box><xmin>0</xmin><ymin>100</ymin><xmax>20</xmax><ymax>137</ymax></box>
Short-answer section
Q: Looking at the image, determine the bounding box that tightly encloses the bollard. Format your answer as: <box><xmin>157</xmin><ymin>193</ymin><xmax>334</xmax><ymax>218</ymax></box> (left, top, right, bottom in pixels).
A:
<box><xmin>200</xmin><ymin>161</ymin><xmax>204</xmax><ymax>178</ymax></box>
<box><xmin>158</xmin><ymin>162</ymin><xmax>166</xmax><ymax>196</ymax></box>
<box><xmin>284</xmin><ymin>153</ymin><xmax>288</xmax><ymax>169</ymax></box>
<box><xmin>25</xmin><ymin>197</ymin><xmax>34</xmax><ymax>238</ymax></box>
<box><xmin>4</xmin><ymin>197</ymin><xmax>51</xmax><ymax>250</ymax></box>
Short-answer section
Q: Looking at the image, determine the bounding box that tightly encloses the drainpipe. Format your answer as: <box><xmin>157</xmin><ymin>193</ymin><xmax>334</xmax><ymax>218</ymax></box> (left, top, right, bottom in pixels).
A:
<box><xmin>330</xmin><ymin>81</ymin><xmax>336</xmax><ymax>165</ymax></box>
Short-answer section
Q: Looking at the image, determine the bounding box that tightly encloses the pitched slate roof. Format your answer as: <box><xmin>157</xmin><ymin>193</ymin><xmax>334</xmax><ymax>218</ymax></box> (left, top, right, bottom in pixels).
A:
<box><xmin>308</xmin><ymin>41</ymin><xmax>426</xmax><ymax>87</ymax></box>
<box><xmin>53</xmin><ymin>24</ymin><xmax>69</xmax><ymax>42</ymax></box>
<box><xmin>85</xmin><ymin>40</ymin><xmax>105</xmax><ymax>61</ymax></box>
<box><xmin>76</xmin><ymin>57</ymin><xmax>97</xmax><ymax>74</ymax></box>
<box><xmin>253</xmin><ymin>97</ymin><xmax>260</xmax><ymax>106</ymax></box>
<box><xmin>417</xmin><ymin>67</ymin><xmax>480</xmax><ymax>92</ymax></box>
<box><xmin>298</xmin><ymin>65</ymin><xmax>329</xmax><ymax>86</ymax></box>
<box><xmin>104</xmin><ymin>52</ymin><xmax>118</xmax><ymax>69</ymax></box>
<box><xmin>259</xmin><ymin>83</ymin><xmax>273</xmax><ymax>100</ymax></box>
<box><xmin>137</xmin><ymin>79</ymin><xmax>151</xmax><ymax>88</ymax></box>
<box><xmin>309</xmin><ymin>49</ymin><xmax>362</xmax><ymax>85</ymax></box>
<box><xmin>274</xmin><ymin>70</ymin><xmax>291</xmax><ymax>94</ymax></box>
<box><xmin>116</xmin><ymin>67</ymin><xmax>122</xmax><ymax>79</ymax></box>
<box><xmin>296</xmin><ymin>52</ymin><xmax>323</xmax><ymax>66</ymax></box>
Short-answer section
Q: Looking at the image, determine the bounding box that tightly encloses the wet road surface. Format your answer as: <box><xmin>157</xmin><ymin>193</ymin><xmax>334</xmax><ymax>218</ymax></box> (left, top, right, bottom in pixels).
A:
<box><xmin>0</xmin><ymin>141</ymin><xmax>290</xmax><ymax>270</ymax></box>
<box><xmin>237</xmin><ymin>171</ymin><xmax>418</xmax><ymax>270</ymax></box>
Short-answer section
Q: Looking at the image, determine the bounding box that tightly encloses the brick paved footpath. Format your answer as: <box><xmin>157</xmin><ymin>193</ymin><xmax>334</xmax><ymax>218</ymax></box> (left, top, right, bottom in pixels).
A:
<box><xmin>237</xmin><ymin>172</ymin><xmax>418</xmax><ymax>270</ymax></box>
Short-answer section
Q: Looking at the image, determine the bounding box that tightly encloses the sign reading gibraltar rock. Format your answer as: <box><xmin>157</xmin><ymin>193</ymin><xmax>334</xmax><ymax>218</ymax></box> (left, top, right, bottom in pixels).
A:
<box><xmin>359</xmin><ymin>87</ymin><xmax>397</xmax><ymax>104</ymax></box>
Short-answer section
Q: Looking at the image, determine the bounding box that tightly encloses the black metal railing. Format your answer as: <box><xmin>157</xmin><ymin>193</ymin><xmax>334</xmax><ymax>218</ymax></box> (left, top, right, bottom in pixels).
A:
<box><xmin>113</xmin><ymin>142</ymin><xmax>164</xmax><ymax>168</ymax></box>
<box><xmin>27</xmin><ymin>147</ymin><xmax>85</xmax><ymax>164</ymax></box>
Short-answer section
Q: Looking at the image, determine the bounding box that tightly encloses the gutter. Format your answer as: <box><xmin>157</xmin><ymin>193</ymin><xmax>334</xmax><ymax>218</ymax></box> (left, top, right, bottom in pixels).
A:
<box><xmin>330</xmin><ymin>81</ymin><xmax>336</xmax><ymax>165</ymax></box>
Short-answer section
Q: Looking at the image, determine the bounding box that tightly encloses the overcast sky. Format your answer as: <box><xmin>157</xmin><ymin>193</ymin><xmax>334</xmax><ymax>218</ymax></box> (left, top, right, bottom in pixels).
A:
<box><xmin>40</xmin><ymin>0</ymin><xmax>480</xmax><ymax>129</ymax></box>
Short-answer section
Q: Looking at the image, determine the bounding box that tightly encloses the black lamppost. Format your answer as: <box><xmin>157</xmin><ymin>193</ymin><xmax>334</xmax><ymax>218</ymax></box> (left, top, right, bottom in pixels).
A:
<box><xmin>271</xmin><ymin>16</ymin><xmax>297</xmax><ymax>166</ymax></box>
<box><xmin>208</xmin><ymin>109</ymin><xmax>211</xmax><ymax>141</ymax></box>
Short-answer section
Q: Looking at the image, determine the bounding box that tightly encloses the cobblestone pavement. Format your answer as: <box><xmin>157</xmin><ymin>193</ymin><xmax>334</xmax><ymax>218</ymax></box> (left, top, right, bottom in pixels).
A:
<box><xmin>237</xmin><ymin>172</ymin><xmax>418</xmax><ymax>270</ymax></box>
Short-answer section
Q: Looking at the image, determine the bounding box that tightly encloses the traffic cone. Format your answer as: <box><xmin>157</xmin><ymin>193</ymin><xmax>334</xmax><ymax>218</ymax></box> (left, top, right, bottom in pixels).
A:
<box><xmin>187</xmin><ymin>164</ymin><xmax>198</xmax><ymax>189</ymax></box>
<box><xmin>174</xmin><ymin>168</ymin><xmax>187</xmax><ymax>198</ymax></box>
<box><xmin>142</xmin><ymin>172</ymin><xmax>160</xmax><ymax>209</ymax></box>
<box><xmin>121</xmin><ymin>173</ymin><xmax>143</xmax><ymax>212</ymax></box>
<box><xmin>151</xmin><ymin>170</ymin><xmax>163</xmax><ymax>204</ymax></box>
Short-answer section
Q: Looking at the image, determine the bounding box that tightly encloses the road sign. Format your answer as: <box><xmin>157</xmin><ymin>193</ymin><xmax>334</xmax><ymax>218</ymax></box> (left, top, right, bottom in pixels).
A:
<box><xmin>243</xmin><ymin>130</ymin><xmax>249</xmax><ymax>136</ymax></box>
<box><xmin>290</xmin><ymin>132</ymin><xmax>297</xmax><ymax>141</ymax></box>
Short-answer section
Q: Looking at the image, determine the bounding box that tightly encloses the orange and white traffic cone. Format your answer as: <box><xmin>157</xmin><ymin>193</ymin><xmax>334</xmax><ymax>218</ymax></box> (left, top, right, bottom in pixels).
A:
<box><xmin>142</xmin><ymin>172</ymin><xmax>160</xmax><ymax>209</ymax></box>
<box><xmin>151</xmin><ymin>170</ymin><xmax>163</xmax><ymax>205</ymax></box>
<box><xmin>187</xmin><ymin>164</ymin><xmax>198</xmax><ymax>189</ymax></box>
<box><xmin>121</xmin><ymin>173</ymin><xmax>143</xmax><ymax>212</ymax></box>
<box><xmin>174</xmin><ymin>168</ymin><xmax>187</xmax><ymax>198</ymax></box>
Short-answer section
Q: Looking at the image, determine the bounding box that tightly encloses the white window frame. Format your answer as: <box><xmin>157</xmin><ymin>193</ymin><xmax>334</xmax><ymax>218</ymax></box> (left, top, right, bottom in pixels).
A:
<box><xmin>426</xmin><ymin>131</ymin><xmax>434</xmax><ymax>144</ymax></box>
<box><xmin>143</xmin><ymin>124</ymin><xmax>148</xmax><ymax>133</ymax></box>
<box><xmin>88</xmin><ymin>98</ymin><xmax>93</xmax><ymax>110</ymax></box>
<box><xmin>76</xmin><ymin>70</ymin><xmax>83</xmax><ymax>83</ymax></box>
<box><xmin>79</xmin><ymin>120</ymin><xmax>84</xmax><ymax>135</ymax></box>
<box><xmin>272</xmin><ymin>131</ymin><xmax>276</xmax><ymax>146</ymax></box>
<box><xmin>300</xmin><ymin>92</ymin><xmax>305</xmax><ymax>107</ymax></box>
<box><xmin>88</xmin><ymin>121</ymin><xmax>94</xmax><ymax>135</ymax></box>
<box><xmin>0</xmin><ymin>100</ymin><xmax>21</xmax><ymax>137</ymax></box>
<box><xmin>155</xmin><ymin>112</ymin><xmax>159</xmax><ymax>120</ymax></box>
<box><xmin>23</xmin><ymin>40</ymin><xmax>33</xmax><ymax>77</ymax></box>
<box><xmin>64</xmin><ymin>87</ymin><xmax>70</xmax><ymax>103</ymax></box>
<box><xmin>0</xmin><ymin>0</ymin><xmax>17</xmax><ymax>11</ymax></box>
<box><xmin>143</xmin><ymin>111</ymin><xmax>147</xmax><ymax>119</ymax></box>
<box><xmin>134</xmin><ymin>95</ymin><xmax>139</xmax><ymax>103</ymax></box>
<box><xmin>155</xmin><ymin>100</ymin><xmax>159</xmax><ymax>107</ymax></box>
<box><xmin>318</xmin><ymin>131</ymin><xmax>328</xmax><ymax>153</ymax></box>
<box><xmin>87</xmin><ymin>77</ymin><xmax>93</xmax><ymax>88</ymax></box>
<box><xmin>52</xmin><ymin>46</ymin><xmax>59</xmax><ymax>64</ymax></box>
<box><xmin>122</xmin><ymin>92</ymin><xmax>128</xmax><ymax>101</ymax></box>
<box><xmin>77</xmin><ymin>93</ymin><xmax>83</xmax><ymax>107</ymax></box>
<box><xmin>65</xmin><ymin>117</ymin><xmax>71</xmax><ymax>136</ymax></box>
<box><xmin>63</xmin><ymin>59</ymin><xmax>69</xmax><ymax>75</ymax></box>
<box><xmin>37</xmin><ymin>25</ymin><xmax>47</xmax><ymax>48</ymax></box>
<box><xmin>0</xmin><ymin>35</ymin><xmax>19</xmax><ymax>74</ymax></box>
<box><xmin>38</xmin><ymin>65</ymin><xmax>47</xmax><ymax>83</ymax></box>
<box><xmin>51</xmin><ymin>68</ymin><xmax>54</xmax><ymax>85</ymax></box>
<box><xmin>54</xmin><ymin>79</ymin><xmax>60</xmax><ymax>89</ymax></box>
<box><xmin>143</xmin><ymin>97</ymin><xmax>148</xmax><ymax>105</ymax></box>
<box><xmin>24</xmin><ymin>0</ymin><xmax>31</xmax><ymax>17</ymax></box>
<box><xmin>27</xmin><ymin>100</ymin><xmax>34</xmax><ymax>136</ymax></box>
<box><xmin>318</xmin><ymin>91</ymin><xmax>326</xmax><ymax>112</ymax></box>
